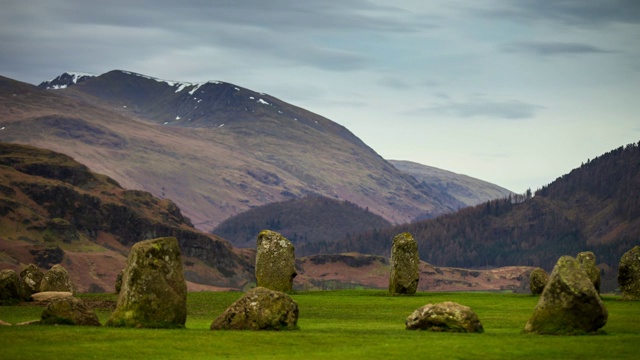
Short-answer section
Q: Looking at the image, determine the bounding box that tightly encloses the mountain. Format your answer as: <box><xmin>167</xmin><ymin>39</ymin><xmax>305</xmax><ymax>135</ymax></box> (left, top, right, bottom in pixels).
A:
<box><xmin>212</xmin><ymin>195</ymin><xmax>392</xmax><ymax>253</ymax></box>
<box><xmin>314</xmin><ymin>142</ymin><xmax>640</xmax><ymax>291</ymax></box>
<box><xmin>0</xmin><ymin>142</ymin><xmax>254</xmax><ymax>292</ymax></box>
<box><xmin>38</xmin><ymin>71</ymin><xmax>96</xmax><ymax>89</ymax></box>
<box><xmin>389</xmin><ymin>160</ymin><xmax>513</xmax><ymax>208</ymax></box>
<box><xmin>1</xmin><ymin>71</ymin><xmax>505</xmax><ymax>232</ymax></box>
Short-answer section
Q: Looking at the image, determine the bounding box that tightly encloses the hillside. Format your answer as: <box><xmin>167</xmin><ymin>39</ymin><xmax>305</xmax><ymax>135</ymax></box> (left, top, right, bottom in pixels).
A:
<box><xmin>0</xmin><ymin>71</ymin><xmax>491</xmax><ymax>231</ymax></box>
<box><xmin>312</xmin><ymin>142</ymin><xmax>640</xmax><ymax>291</ymax></box>
<box><xmin>389</xmin><ymin>160</ymin><xmax>513</xmax><ymax>208</ymax></box>
<box><xmin>0</xmin><ymin>142</ymin><xmax>253</xmax><ymax>292</ymax></box>
<box><xmin>212</xmin><ymin>195</ymin><xmax>392</xmax><ymax>253</ymax></box>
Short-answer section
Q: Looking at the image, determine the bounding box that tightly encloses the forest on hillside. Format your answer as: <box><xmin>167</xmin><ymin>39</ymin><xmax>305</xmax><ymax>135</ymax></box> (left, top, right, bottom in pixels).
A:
<box><xmin>212</xmin><ymin>196</ymin><xmax>391</xmax><ymax>250</ymax></box>
<box><xmin>300</xmin><ymin>142</ymin><xmax>640</xmax><ymax>290</ymax></box>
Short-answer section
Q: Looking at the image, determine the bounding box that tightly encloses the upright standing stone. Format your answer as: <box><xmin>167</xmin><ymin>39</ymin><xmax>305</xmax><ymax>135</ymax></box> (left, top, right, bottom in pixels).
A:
<box><xmin>39</xmin><ymin>264</ymin><xmax>74</xmax><ymax>294</ymax></box>
<box><xmin>524</xmin><ymin>256</ymin><xmax>607</xmax><ymax>335</ymax></box>
<box><xmin>20</xmin><ymin>264</ymin><xmax>44</xmax><ymax>297</ymax></box>
<box><xmin>106</xmin><ymin>237</ymin><xmax>187</xmax><ymax>328</ymax></box>
<box><xmin>529</xmin><ymin>267</ymin><xmax>549</xmax><ymax>295</ymax></box>
<box><xmin>389</xmin><ymin>232</ymin><xmax>419</xmax><ymax>295</ymax></box>
<box><xmin>618</xmin><ymin>246</ymin><xmax>640</xmax><ymax>300</ymax></box>
<box><xmin>577</xmin><ymin>251</ymin><xmax>601</xmax><ymax>293</ymax></box>
<box><xmin>1</xmin><ymin>269</ymin><xmax>26</xmax><ymax>301</ymax></box>
<box><xmin>255</xmin><ymin>230</ymin><xmax>296</xmax><ymax>293</ymax></box>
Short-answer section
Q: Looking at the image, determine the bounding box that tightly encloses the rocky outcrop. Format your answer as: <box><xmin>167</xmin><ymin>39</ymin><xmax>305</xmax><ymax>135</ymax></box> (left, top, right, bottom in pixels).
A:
<box><xmin>529</xmin><ymin>267</ymin><xmax>549</xmax><ymax>295</ymax></box>
<box><xmin>618</xmin><ymin>246</ymin><xmax>640</xmax><ymax>300</ymax></box>
<box><xmin>20</xmin><ymin>264</ymin><xmax>44</xmax><ymax>297</ymax></box>
<box><xmin>41</xmin><ymin>297</ymin><xmax>101</xmax><ymax>326</ymax></box>
<box><xmin>524</xmin><ymin>256</ymin><xmax>607</xmax><ymax>335</ymax></box>
<box><xmin>405</xmin><ymin>301</ymin><xmax>483</xmax><ymax>333</ymax></box>
<box><xmin>255</xmin><ymin>230</ymin><xmax>296</xmax><ymax>293</ymax></box>
<box><xmin>40</xmin><ymin>264</ymin><xmax>74</xmax><ymax>294</ymax></box>
<box><xmin>1</xmin><ymin>269</ymin><xmax>26</xmax><ymax>301</ymax></box>
<box><xmin>106</xmin><ymin>237</ymin><xmax>187</xmax><ymax>328</ymax></box>
<box><xmin>210</xmin><ymin>287</ymin><xmax>299</xmax><ymax>330</ymax></box>
<box><xmin>389</xmin><ymin>232</ymin><xmax>419</xmax><ymax>295</ymax></box>
<box><xmin>577</xmin><ymin>251</ymin><xmax>601</xmax><ymax>294</ymax></box>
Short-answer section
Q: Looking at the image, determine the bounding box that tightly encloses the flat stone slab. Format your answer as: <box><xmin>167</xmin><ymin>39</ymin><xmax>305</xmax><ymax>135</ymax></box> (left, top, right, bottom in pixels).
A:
<box><xmin>31</xmin><ymin>291</ymin><xmax>73</xmax><ymax>303</ymax></box>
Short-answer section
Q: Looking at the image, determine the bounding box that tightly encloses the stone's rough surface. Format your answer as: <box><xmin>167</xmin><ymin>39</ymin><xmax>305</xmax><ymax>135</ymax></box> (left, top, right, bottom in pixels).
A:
<box><xmin>31</xmin><ymin>291</ymin><xmax>73</xmax><ymax>303</ymax></box>
<box><xmin>255</xmin><ymin>230</ymin><xmax>296</xmax><ymax>293</ymax></box>
<box><xmin>211</xmin><ymin>287</ymin><xmax>299</xmax><ymax>330</ymax></box>
<box><xmin>529</xmin><ymin>267</ymin><xmax>549</xmax><ymax>295</ymax></box>
<box><xmin>106</xmin><ymin>237</ymin><xmax>187</xmax><ymax>328</ymax></box>
<box><xmin>0</xmin><ymin>269</ymin><xmax>26</xmax><ymax>301</ymax></box>
<box><xmin>41</xmin><ymin>297</ymin><xmax>101</xmax><ymax>326</ymax></box>
<box><xmin>406</xmin><ymin>301</ymin><xmax>484</xmax><ymax>333</ymax></box>
<box><xmin>389</xmin><ymin>232</ymin><xmax>420</xmax><ymax>295</ymax></box>
<box><xmin>577</xmin><ymin>251</ymin><xmax>601</xmax><ymax>293</ymax></box>
<box><xmin>618</xmin><ymin>246</ymin><xmax>640</xmax><ymax>301</ymax></box>
<box><xmin>20</xmin><ymin>264</ymin><xmax>44</xmax><ymax>297</ymax></box>
<box><xmin>524</xmin><ymin>256</ymin><xmax>608</xmax><ymax>335</ymax></box>
<box><xmin>114</xmin><ymin>269</ymin><xmax>124</xmax><ymax>294</ymax></box>
<box><xmin>40</xmin><ymin>264</ymin><xmax>74</xmax><ymax>294</ymax></box>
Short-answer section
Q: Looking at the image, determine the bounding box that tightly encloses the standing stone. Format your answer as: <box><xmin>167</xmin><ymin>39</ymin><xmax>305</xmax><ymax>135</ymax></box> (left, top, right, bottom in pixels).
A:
<box><xmin>577</xmin><ymin>251</ymin><xmax>601</xmax><ymax>294</ymax></box>
<box><xmin>41</xmin><ymin>297</ymin><xmax>101</xmax><ymax>326</ymax></box>
<box><xmin>618</xmin><ymin>246</ymin><xmax>640</xmax><ymax>300</ymax></box>
<box><xmin>40</xmin><ymin>264</ymin><xmax>74</xmax><ymax>294</ymax></box>
<box><xmin>1</xmin><ymin>269</ymin><xmax>27</xmax><ymax>301</ymax></box>
<box><xmin>106</xmin><ymin>237</ymin><xmax>187</xmax><ymax>328</ymax></box>
<box><xmin>406</xmin><ymin>301</ymin><xmax>483</xmax><ymax>333</ymax></box>
<box><xmin>114</xmin><ymin>269</ymin><xmax>124</xmax><ymax>294</ymax></box>
<box><xmin>20</xmin><ymin>264</ymin><xmax>44</xmax><ymax>297</ymax></box>
<box><xmin>389</xmin><ymin>232</ymin><xmax>419</xmax><ymax>295</ymax></box>
<box><xmin>255</xmin><ymin>230</ymin><xmax>296</xmax><ymax>293</ymax></box>
<box><xmin>211</xmin><ymin>287</ymin><xmax>299</xmax><ymax>330</ymax></box>
<box><xmin>524</xmin><ymin>256</ymin><xmax>607</xmax><ymax>335</ymax></box>
<box><xmin>529</xmin><ymin>267</ymin><xmax>549</xmax><ymax>295</ymax></box>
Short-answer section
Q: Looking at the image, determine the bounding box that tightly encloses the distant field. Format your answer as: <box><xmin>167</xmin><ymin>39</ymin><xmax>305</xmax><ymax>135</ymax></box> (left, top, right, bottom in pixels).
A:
<box><xmin>1</xmin><ymin>291</ymin><xmax>638</xmax><ymax>359</ymax></box>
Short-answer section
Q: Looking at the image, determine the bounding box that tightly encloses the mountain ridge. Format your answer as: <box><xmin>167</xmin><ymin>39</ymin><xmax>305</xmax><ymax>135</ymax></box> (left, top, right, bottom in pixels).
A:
<box><xmin>1</xmin><ymin>71</ymin><xmax>508</xmax><ymax>231</ymax></box>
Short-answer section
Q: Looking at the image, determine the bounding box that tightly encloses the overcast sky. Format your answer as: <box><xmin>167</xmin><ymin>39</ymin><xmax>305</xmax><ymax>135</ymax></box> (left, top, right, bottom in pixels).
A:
<box><xmin>2</xmin><ymin>1</ymin><xmax>639</xmax><ymax>193</ymax></box>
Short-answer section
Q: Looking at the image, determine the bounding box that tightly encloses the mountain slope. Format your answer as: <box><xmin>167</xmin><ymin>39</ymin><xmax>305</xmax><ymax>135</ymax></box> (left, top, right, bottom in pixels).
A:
<box><xmin>315</xmin><ymin>142</ymin><xmax>640</xmax><ymax>291</ymax></box>
<box><xmin>212</xmin><ymin>195</ymin><xmax>392</xmax><ymax>252</ymax></box>
<box><xmin>389</xmin><ymin>160</ymin><xmax>513</xmax><ymax>208</ymax></box>
<box><xmin>1</xmin><ymin>72</ymin><xmax>474</xmax><ymax>231</ymax></box>
<box><xmin>0</xmin><ymin>142</ymin><xmax>253</xmax><ymax>292</ymax></box>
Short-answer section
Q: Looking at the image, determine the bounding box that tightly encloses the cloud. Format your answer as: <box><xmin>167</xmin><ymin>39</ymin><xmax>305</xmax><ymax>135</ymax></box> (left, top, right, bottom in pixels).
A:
<box><xmin>501</xmin><ymin>41</ymin><xmax>613</xmax><ymax>56</ymax></box>
<box><xmin>483</xmin><ymin>0</ymin><xmax>640</xmax><ymax>27</ymax></box>
<box><xmin>412</xmin><ymin>98</ymin><xmax>544</xmax><ymax>120</ymax></box>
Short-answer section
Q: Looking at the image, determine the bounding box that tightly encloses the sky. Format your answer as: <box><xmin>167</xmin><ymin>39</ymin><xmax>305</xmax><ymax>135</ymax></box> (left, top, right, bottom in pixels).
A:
<box><xmin>1</xmin><ymin>0</ymin><xmax>639</xmax><ymax>193</ymax></box>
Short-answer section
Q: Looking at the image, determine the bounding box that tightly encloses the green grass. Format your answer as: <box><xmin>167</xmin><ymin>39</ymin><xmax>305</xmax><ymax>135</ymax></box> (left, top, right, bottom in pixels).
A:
<box><xmin>1</xmin><ymin>291</ymin><xmax>639</xmax><ymax>359</ymax></box>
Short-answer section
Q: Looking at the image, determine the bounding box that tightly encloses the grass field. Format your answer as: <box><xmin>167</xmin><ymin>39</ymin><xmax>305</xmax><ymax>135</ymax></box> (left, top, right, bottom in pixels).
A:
<box><xmin>0</xmin><ymin>290</ymin><xmax>638</xmax><ymax>359</ymax></box>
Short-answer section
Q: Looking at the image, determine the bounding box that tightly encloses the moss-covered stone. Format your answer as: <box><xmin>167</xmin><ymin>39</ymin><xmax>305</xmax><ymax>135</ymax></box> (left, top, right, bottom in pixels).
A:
<box><xmin>255</xmin><ymin>230</ymin><xmax>296</xmax><ymax>293</ymax></box>
<box><xmin>406</xmin><ymin>301</ymin><xmax>483</xmax><ymax>333</ymax></box>
<box><xmin>114</xmin><ymin>269</ymin><xmax>124</xmax><ymax>294</ymax></box>
<box><xmin>40</xmin><ymin>264</ymin><xmax>74</xmax><ymax>294</ymax></box>
<box><xmin>618</xmin><ymin>246</ymin><xmax>640</xmax><ymax>301</ymax></box>
<box><xmin>20</xmin><ymin>264</ymin><xmax>44</xmax><ymax>297</ymax></box>
<box><xmin>210</xmin><ymin>287</ymin><xmax>299</xmax><ymax>330</ymax></box>
<box><xmin>1</xmin><ymin>269</ymin><xmax>27</xmax><ymax>301</ymax></box>
<box><xmin>524</xmin><ymin>256</ymin><xmax>607</xmax><ymax>335</ymax></box>
<box><xmin>41</xmin><ymin>297</ymin><xmax>100</xmax><ymax>326</ymax></box>
<box><xmin>576</xmin><ymin>251</ymin><xmax>601</xmax><ymax>294</ymax></box>
<box><xmin>389</xmin><ymin>232</ymin><xmax>419</xmax><ymax>295</ymax></box>
<box><xmin>529</xmin><ymin>267</ymin><xmax>549</xmax><ymax>295</ymax></box>
<box><xmin>106</xmin><ymin>237</ymin><xmax>187</xmax><ymax>328</ymax></box>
